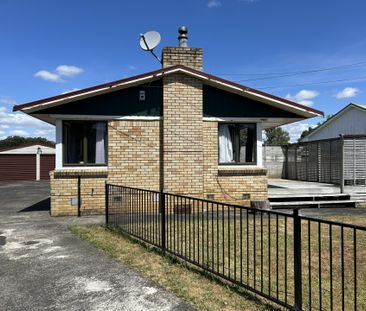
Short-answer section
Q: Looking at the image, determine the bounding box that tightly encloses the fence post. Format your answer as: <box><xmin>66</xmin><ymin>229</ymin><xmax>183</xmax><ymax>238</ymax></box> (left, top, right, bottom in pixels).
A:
<box><xmin>160</xmin><ymin>190</ymin><xmax>166</xmax><ymax>253</ymax></box>
<box><xmin>105</xmin><ymin>182</ymin><xmax>109</xmax><ymax>225</ymax></box>
<box><xmin>340</xmin><ymin>134</ymin><xmax>345</xmax><ymax>193</ymax></box>
<box><xmin>295</xmin><ymin>146</ymin><xmax>298</xmax><ymax>180</ymax></box>
<box><xmin>293</xmin><ymin>208</ymin><xmax>302</xmax><ymax>311</ymax></box>
<box><xmin>77</xmin><ymin>175</ymin><xmax>81</xmax><ymax>217</ymax></box>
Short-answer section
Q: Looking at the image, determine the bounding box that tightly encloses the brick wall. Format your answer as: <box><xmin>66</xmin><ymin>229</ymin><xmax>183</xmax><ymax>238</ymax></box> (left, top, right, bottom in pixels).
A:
<box><xmin>50</xmin><ymin>169</ymin><xmax>107</xmax><ymax>216</ymax></box>
<box><xmin>50</xmin><ymin>46</ymin><xmax>268</xmax><ymax>216</ymax></box>
<box><xmin>163</xmin><ymin>73</ymin><xmax>204</xmax><ymax>196</ymax></box>
<box><xmin>162</xmin><ymin>47</ymin><xmax>203</xmax><ymax>71</ymax></box>
<box><xmin>108</xmin><ymin>120</ymin><xmax>161</xmax><ymax>190</ymax></box>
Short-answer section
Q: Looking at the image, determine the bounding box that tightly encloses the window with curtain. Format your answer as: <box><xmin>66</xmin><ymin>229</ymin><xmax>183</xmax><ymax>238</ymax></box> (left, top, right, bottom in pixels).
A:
<box><xmin>218</xmin><ymin>123</ymin><xmax>256</xmax><ymax>164</ymax></box>
<box><xmin>63</xmin><ymin>121</ymin><xmax>107</xmax><ymax>165</ymax></box>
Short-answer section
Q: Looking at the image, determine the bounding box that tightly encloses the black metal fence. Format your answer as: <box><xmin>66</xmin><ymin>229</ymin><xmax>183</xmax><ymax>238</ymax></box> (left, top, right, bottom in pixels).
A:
<box><xmin>106</xmin><ymin>183</ymin><xmax>366</xmax><ymax>311</ymax></box>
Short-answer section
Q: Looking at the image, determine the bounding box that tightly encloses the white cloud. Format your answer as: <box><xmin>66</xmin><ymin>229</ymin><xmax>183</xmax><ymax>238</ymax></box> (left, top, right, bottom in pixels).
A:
<box><xmin>34</xmin><ymin>70</ymin><xmax>62</xmax><ymax>82</ymax></box>
<box><xmin>207</xmin><ymin>0</ymin><xmax>221</xmax><ymax>8</ymax></box>
<box><xmin>128</xmin><ymin>65</ymin><xmax>137</xmax><ymax>70</ymax></box>
<box><xmin>240</xmin><ymin>0</ymin><xmax>258</xmax><ymax>2</ymax></box>
<box><xmin>34</xmin><ymin>65</ymin><xmax>83</xmax><ymax>82</ymax></box>
<box><xmin>9</xmin><ymin>129</ymin><xmax>30</xmax><ymax>136</ymax></box>
<box><xmin>282</xmin><ymin>121</ymin><xmax>314</xmax><ymax>143</ymax></box>
<box><xmin>285</xmin><ymin>89</ymin><xmax>319</xmax><ymax>107</ymax></box>
<box><xmin>335</xmin><ymin>87</ymin><xmax>359</xmax><ymax>99</ymax></box>
<box><xmin>0</xmin><ymin>96</ymin><xmax>17</xmax><ymax>106</ymax></box>
<box><xmin>34</xmin><ymin>129</ymin><xmax>55</xmax><ymax>136</ymax></box>
<box><xmin>0</xmin><ymin>106</ymin><xmax>55</xmax><ymax>140</ymax></box>
<box><xmin>61</xmin><ymin>88</ymin><xmax>81</xmax><ymax>94</ymax></box>
<box><xmin>56</xmin><ymin>65</ymin><xmax>83</xmax><ymax>77</ymax></box>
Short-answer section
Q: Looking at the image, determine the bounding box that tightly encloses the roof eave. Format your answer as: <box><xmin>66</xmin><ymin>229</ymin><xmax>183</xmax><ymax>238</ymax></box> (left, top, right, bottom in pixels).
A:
<box><xmin>13</xmin><ymin>64</ymin><xmax>324</xmax><ymax>118</ymax></box>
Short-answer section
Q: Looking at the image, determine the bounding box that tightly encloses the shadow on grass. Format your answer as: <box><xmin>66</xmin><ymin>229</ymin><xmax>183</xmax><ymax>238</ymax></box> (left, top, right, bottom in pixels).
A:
<box><xmin>104</xmin><ymin>225</ymin><xmax>282</xmax><ymax>311</ymax></box>
<box><xmin>18</xmin><ymin>197</ymin><xmax>50</xmax><ymax>213</ymax></box>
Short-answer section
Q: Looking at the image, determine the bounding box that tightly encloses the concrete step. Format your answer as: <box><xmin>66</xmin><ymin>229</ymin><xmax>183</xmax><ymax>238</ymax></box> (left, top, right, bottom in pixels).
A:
<box><xmin>269</xmin><ymin>193</ymin><xmax>351</xmax><ymax>202</ymax></box>
<box><xmin>271</xmin><ymin>199</ymin><xmax>356</xmax><ymax>209</ymax></box>
<box><xmin>268</xmin><ymin>188</ymin><xmax>340</xmax><ymax>196</ymax></box>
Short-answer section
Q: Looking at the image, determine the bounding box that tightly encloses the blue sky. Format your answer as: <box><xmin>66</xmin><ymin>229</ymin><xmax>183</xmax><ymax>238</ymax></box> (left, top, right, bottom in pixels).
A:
<box><xmin>1</xmin><ymin>0</ymin><xmax>365</xmax><ymax>141</ymax></box>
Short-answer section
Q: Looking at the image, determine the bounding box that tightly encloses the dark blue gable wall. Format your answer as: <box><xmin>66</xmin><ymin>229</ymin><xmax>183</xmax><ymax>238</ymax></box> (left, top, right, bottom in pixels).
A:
<box><xmin>203</xmin><ymin>85</ymin><xmax>301</xmax><ymax>118</ymax></box>
<box><xmin>34</xmin><ymin>79</ymin><xmax>302</xmax><ymax>119</ymax></box>
<box><xmin>36</xmin><ymin>80</ymin><xmax>163</xmax><ymax>116</ymax></box>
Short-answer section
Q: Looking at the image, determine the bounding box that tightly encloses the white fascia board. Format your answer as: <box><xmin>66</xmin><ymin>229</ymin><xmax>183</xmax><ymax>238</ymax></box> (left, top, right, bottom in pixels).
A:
<box><xmin>203</xmin><ymin>116</ymin><xmax>304</xmax><ymax>127</ymax></box>
<box><xmin>50</xmin><ymin>115</ymin><xmax>161</xmax><ymax>121</ymax></box>
<box><xmin>203</xmin><ymin>117</ymin><xmax>267</xmax><ymax>122</ymax></box>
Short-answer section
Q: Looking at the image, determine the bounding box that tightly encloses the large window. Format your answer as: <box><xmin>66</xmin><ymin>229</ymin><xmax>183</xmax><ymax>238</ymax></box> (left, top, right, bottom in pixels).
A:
<box><xmin>63</xmin><ymin>121</ymin><xmax>107</xmax><ymax>165</ymax></box>
<box><xmin>218</xmin><ymin>123</ymin><xmax>256</xmax><ymax>164</ymax></box>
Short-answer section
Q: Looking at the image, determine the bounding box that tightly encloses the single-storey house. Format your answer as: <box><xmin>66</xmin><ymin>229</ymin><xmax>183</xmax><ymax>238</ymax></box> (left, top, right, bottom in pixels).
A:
<box><xmin>13</xmin><ymin>29</ymin><xmax>323</xmax><ymax>216</ymax></box>
<box><xmin>301</xmin><ymin>103</ymin><xmax>366</xmax><ymax>142</ymax></box>
<box><xmin>0</xmin><ymin>143</ymin><xmax>55</xmax><ymax>181</ymax></box>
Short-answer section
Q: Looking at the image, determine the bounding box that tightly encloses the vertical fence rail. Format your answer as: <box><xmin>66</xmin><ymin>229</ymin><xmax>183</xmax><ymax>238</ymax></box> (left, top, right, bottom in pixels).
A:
<box><xmin>285</xmin><ymin>135</ymin><xmax>366</xmax><ymax>187</ymax></box>
<box><xmin>106</xmin><ymin>184</ymin><xmax>366</xmax><ymax>311</ymax></box>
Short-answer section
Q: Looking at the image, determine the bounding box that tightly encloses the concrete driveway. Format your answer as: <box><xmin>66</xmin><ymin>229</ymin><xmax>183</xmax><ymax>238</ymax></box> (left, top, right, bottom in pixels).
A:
<box><xmin>0</xmin><ymin>181</ymin><xmax>193</xmax><ymax>311</ymax></box>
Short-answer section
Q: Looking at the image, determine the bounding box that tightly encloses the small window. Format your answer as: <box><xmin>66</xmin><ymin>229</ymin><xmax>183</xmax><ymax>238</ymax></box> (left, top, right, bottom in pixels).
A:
<box><xmin>218</xmin><ymin>123</ymin><xmax>256</xmax><ymax>164</ymax></box>
<box><xmin>63</xmin><ymin>121</ymin><xmax>107</xmax><ymax>166</ymax></box>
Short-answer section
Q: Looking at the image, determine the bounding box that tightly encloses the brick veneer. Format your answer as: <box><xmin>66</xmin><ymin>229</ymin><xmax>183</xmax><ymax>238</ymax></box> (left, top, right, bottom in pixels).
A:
<box><xmin>108</xmin><ymin>120</ymin><xmax>161</xmax><ymax>189</ymax></box>
<box><xmin>163</xmin><ymin>73</ymin><xmax>204</xmax><ymax>196</ymax></box>
<box><xmin>162</xmin><ymin>47</ymin><xmax>203</xmax><ymax>71</ymax></box>
<box><xmin>50</xmin><ymin>46</ymin><xmax>268</xmax><ymax>216</ymax></box>
<box><xmin>50</xmin><ymin>169</ymin><xmax>107</xmax><ymax>216</ymax></box>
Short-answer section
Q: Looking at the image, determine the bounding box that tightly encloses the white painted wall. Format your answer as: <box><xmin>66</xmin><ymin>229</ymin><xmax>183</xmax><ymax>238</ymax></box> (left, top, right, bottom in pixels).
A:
<box><xmin>303</xmin><ymin>106</ymin><xmax>366</xmax><ymax>141</ymax></box>
<box><xmin>55</xmin><ymin>119</ymin><xmax>63</xmax><ymax>169</ymax></box>
<box><xmin>256</xmin><ymin>122</ymin><xmax>263</xmax><ymax>167</ymax></box>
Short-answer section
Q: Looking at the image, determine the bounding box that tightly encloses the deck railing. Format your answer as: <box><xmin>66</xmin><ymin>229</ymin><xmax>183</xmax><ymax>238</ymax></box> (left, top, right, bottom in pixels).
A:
<box><xmin>106</xmin><ymin>183</ymin><xmax>366</xmax><ymax>311</ymax></box>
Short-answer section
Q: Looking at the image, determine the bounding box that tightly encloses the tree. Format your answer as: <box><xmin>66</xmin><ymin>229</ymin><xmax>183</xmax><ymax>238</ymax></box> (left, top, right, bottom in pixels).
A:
<box><xmin>264</xmin><ymin>127</ymin><xmax>290</xmax><ymax>145</ymax></box>
<box><xmin>298</xmin><ymin>114</ymin><xmax>333</xmax><ymax>142</ymax></box>
<box><xmin>299</xmin><ymin>127</ymin><xmax>314</xmax><ymax>141</ymax></box>
<box><xmin>0</xmin><ymin>136</ymin><xmax>55</xmax><ymax>148</ymax></box>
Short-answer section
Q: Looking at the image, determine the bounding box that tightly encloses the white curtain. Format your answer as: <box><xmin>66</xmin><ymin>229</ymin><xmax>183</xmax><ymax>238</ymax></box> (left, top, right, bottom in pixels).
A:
<box><xmin>95</xmin><ymin>122</ymin><xmax>106</xmax><ymax>164</ymax></box>
<box><xmin>219</xmin><ymin>124</ymin><xmax>233</xmax><ymax>163</ymax></box>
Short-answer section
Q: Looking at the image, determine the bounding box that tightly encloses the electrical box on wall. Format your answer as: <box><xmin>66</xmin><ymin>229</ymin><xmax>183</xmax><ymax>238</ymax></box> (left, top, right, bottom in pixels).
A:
<box><xmin>139</xmin><ymin>90</ymin><xmax>146</xmax><ymax>101</ymax></box>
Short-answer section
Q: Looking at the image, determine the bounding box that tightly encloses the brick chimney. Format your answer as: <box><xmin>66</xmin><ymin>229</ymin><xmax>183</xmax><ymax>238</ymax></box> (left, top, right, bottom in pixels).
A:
<box><xmin>162</xmin><ymin>27</ymin><xmax>204</xmax><ymax>196</ymax></box>
<box><xmin>161</xmin><ymin>27</ymin><xmax>203</xmax><ymax>71</ymax></box>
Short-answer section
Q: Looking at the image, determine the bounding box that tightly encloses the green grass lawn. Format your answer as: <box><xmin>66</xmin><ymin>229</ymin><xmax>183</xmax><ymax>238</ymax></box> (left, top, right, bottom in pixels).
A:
<box><xmin>71</xmin><ymin>212</ymin><xmax>366</xmax><ymax>311</ymax></box>
<box><xmin>70</xmin><ymin>224</ymin><xmax>279</xmax><ymax>311</ymax></box>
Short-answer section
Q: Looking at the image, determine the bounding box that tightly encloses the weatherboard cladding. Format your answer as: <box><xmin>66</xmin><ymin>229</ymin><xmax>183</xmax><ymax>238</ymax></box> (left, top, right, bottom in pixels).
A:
<box><xmin>32</xmin><ymin>80</ymin><xmax>303</xmax><ymax>119</ymax></box>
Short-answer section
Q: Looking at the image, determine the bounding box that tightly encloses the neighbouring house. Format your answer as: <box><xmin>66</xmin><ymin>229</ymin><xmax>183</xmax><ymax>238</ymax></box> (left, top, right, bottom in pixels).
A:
<box><xmin>0</xmin><ymin>143</ymin><xmax>55</xmax><ymax>181</ymax></box>
<box><xmin>13</xmin><ymin>28</ymin><xmax>323</xmax><ymax>216</ymax></box>
<box><xmin>301</xmin><ymin>103</ymin><xmax>366</xmax><ymax>142</ymax></box>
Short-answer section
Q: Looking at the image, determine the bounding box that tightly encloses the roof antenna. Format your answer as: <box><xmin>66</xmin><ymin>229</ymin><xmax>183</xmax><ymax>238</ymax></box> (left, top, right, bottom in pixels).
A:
<box><xmin>139</xmin><ymin>31</ymin><xmax>162</xmax><ymax>64</ymax></box>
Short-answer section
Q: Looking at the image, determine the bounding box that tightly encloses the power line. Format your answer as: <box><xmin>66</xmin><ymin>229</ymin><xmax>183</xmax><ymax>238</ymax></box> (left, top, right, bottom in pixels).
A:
<box><xmin>211</xmin><ymin>61</ymin><xmax>366</xmax><ymax>82</ymax></box>
<box><xmin>258</xmin><ymin>75</ymin><xmax>366</xmax><ymax>90</ymax></box>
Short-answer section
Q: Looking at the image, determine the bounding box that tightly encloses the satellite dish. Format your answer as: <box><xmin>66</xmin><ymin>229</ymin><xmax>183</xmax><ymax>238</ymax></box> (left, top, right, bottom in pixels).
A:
<box><xmin>140</xmin><ymin>31</ymin><xmax>161</xmax><ymax>51</ymax></box>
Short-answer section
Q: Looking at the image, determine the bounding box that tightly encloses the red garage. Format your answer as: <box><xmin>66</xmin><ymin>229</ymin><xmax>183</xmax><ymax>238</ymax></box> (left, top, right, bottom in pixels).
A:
<box><xmin>0</xmin><ymin>143</ymin><xmax>55</xmax><ymax>181</ymax></box>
